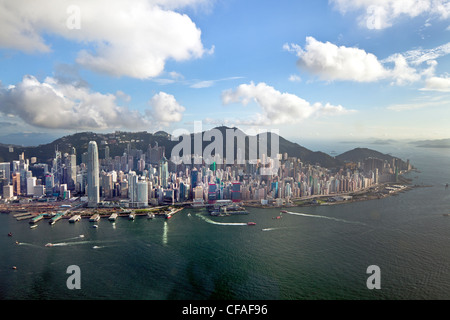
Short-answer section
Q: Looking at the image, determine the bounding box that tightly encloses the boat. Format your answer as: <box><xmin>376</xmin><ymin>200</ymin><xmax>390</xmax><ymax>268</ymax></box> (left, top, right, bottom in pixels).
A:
<box><xmin>108</xmin><ymin>213</ymin><xmax>118</xmax><ymax>221</ymax></box>
<box><xmin>8</xmin><ymin>232</ymin><xmax>12</xmax><ymax>237</ymax></box>
<box><xmin>247</xmin><ymin>222</ymin><xmax>256</xmax><ymax>226</ymax></box>
<box><xmin>89</xmin><ymin>214</ymin><xmax>100</xmax><ymax>222</ymax></box>
<box><xmin>12</xmin><ymin>266</ymin><xmax>17</xmax><ymax>270</ymax></box>
<box><xmin>147</xmin><ymin>213</ymin><xmax>155</xmax><ymax>219</ymax></box>
<box><xmin>45</xmin><ymin>243</ymin><xmax>53</xmax><ymax>247</ymax></box>
<box><xmin>280</xmin><ymin>210</ymin><xmax>288</xmax><ymax>214</ymax></box>
<box><xmin>272</xmin><ymin>216</ymin><xmax>282</xmax><ymax>219</ymax></box>
<box><xmin>129</xmin><ymin>213</ymin><xmax>135</xmax><ymax>220</ymax></box>
<box><xmin>30</xmin><ymin>225</ymin><xmax>38</xmax><ymax>229</ymax></box>
<box><xmin>92</xmin><ymin>225</ymin><xmax>98</xmax><ymax>228</ymax></box>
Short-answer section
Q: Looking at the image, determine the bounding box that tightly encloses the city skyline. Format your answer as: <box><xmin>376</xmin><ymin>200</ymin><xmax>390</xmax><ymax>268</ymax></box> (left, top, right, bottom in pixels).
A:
<box><xmin>0</xmin><ymin>1</ymin><xmax>450</xmax><ymax>145</ymax></box>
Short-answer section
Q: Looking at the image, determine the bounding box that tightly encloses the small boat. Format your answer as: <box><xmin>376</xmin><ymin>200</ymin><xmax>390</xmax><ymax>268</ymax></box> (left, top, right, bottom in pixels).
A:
<box><xmin>8</xmin><ymin>232</ymin><xmax>12</xmax><ymax>237</ymax></box>
<box><xmin>129</xmin><ymin>213</ymin><xmax>135</xmax><ymax>220</ymax></box>
<box><xmin>45</xmin><ymin>243</ymin><xmax>53</xmax><ymax>247</ymax></box>
<box><xmin>247</xmin><ymin>222</ymin><xmax>256</xmax><ymax>226</ymax></box>
<box><xmin>30</xmin><ymin>224</ymin><xmax>38</xmax><ymax>229</ymax></box>
<box><xmin>280</xmin><ymin>210</ymin><xmax>288</xmax><ymax>214</ymax></box>
<box><xmin>12</xmin><ymin>266</ymin><xmax>17</xmax><ymax>270</ymax></box>
<box><xmin>147</xmin><ymin>213</ymin><xmax>155</xmax><ymax>219</ymax></box>
<box><xmin>272</xmin><ymin>216</ymin><xmax>282</xmax><ymax>220</ymax></box>
<box><xmin>92</xmin><ymin>225</ymin><xmax>98</xmax><ymax>228</ymax></box>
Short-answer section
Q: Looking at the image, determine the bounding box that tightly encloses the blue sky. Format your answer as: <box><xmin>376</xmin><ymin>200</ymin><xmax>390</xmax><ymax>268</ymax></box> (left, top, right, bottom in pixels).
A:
<box><xmin>0</xmin><ymin>0</ymin><xmax>449</xmax><ymax>145</ymax></box>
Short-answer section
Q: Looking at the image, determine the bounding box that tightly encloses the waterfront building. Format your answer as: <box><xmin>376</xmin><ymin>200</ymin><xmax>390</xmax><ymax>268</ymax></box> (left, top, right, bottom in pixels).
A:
<box><xmin>87</xmin><ymin>141</ymin><xmax>100</xmax><ymax>207</ymax></box>
<box><xmin>26</xmin><ymin>177</ymin><xmax>36</xmax><ymax>196</ymax></box>
<box><xmin>3</xmin><ymin>185</ymin><xmax>13</xmax><ymax>199</ymax></box>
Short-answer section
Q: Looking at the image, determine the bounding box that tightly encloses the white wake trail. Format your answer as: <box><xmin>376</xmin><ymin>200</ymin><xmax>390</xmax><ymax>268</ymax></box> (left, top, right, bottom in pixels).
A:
<box><xmin>285</xmin><ymin>211</ymin><xmax>367</xmax><ymax>226</ymax></box>
<box><xmin>196</xmin><ymin>213</ymin><xmax>247</xmax><ymax>226</ymax></box>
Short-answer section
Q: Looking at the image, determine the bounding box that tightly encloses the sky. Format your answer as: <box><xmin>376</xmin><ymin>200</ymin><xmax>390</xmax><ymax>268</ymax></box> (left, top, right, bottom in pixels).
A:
<box><xmin>0</xmin><ymin>0</ymin><xmax>449</xmax><ymax>146</ymax></box>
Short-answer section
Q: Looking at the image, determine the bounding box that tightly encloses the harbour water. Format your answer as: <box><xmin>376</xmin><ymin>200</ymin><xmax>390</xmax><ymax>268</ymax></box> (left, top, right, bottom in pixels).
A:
<box><xmin>1</xmin><ymin>144</ymin><xmax>450</xmax><ymax>300</ymax></box>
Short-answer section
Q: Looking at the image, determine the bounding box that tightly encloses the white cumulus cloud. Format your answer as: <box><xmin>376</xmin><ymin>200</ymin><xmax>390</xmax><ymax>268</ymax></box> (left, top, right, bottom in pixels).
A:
<box><xmin>147</xmin><ymin>92</ymin><xmax>186</xmax><ymax>127</ymax></box>
<box><xmin>421</xmin><ymin>75</ymin><xmax>450</xmax><ymax>91</ymax></box>
<box><xmin>0</xmin><ymin>75</ymin><xmax>151</xmax><ymax>130</ymax></box>
<box><xmin>330</xmin><ymin>0</ymin><xmax>450</xmax><ymax>29</ymax></box>
<box><xmin>0</xmin><ymin>0</ymin><xmax>211</xmax><ymax>79</ymax></box>
<box><xmin>221</xmin><ymin>82</ymin><xmax>354</xmax><ymax>126</ymax></box>
<box><xmin>284</xmin><ymin>37</ymin><xmax>445</xmax><ymax>85</ymax></box>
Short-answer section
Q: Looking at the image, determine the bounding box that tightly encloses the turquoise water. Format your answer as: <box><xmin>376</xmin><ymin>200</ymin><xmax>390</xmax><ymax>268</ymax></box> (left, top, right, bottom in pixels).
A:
<box><xmin>1</xmin><ymin>145</ymin><xmax>450</xmax><ymax>300</ymax></box>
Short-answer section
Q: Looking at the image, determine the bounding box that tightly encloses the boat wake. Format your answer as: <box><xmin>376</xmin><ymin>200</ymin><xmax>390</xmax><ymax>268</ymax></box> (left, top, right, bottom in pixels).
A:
<box><xmin>285</xmin><ymin>211</ymin><xmax>367</xmax><ymax>226</ymax></box>
<box><xmin>196</xmin><ymin>213</ymin><xmax>247</xmax><ymax>226</ymax></box>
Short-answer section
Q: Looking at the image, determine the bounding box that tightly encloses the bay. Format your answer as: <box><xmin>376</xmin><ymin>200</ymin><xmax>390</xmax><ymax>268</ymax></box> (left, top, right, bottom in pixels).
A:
<box><xmin>1</xmin><ymin>144</ymin><xmax>450</xmax><ymax>300</ymax></box>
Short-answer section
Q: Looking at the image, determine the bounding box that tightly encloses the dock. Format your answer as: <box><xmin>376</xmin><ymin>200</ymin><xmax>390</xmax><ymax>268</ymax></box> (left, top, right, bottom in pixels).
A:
<box><xmin>29</xmin><ymin>214</ymin><xmax>45</xmax><ymax>224</ymax></box>
<box><xmin>14</xmin><ymin>212</ymin><xmax>34</xmax><ymax>221</ymax></box>
<box><xmin>108</xmin><ymin>213</ymin><xmax>118</xmax><ymax>221</ymax></box>
<box><xmin>69</xmin><ymin>215</ymin><xmax>81</xmax><ymax>223</ymax></box>
<box><xmin>89</xmin><ymin>214</ymin><xmax>100</xmax><ymax>222</ymax></box>
<box><xmin>50</xmin><ymin>212</ymin><xmax>64</xmax><ymax>225</ymax></box>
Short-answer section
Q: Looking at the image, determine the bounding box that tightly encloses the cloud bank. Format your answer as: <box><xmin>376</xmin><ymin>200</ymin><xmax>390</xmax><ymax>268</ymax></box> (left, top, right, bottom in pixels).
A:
<box><xmin>285</xmin><ymin>37</ymin><xmax>446</xmax><ymax>86</ymax></box>
<box><xmin>221</xmin><ymin>82</ymin><xmax>354</xmax><ymax>126</ymax></box>
<box><xmin>0</xmin><ymin>76</ymin><xmax>186</xmax><ymax>130</ymax></box>
<box><xmin>0</xmin><ymin>0</ymin><xmax>210</xmax><ymax>79</ymax></box>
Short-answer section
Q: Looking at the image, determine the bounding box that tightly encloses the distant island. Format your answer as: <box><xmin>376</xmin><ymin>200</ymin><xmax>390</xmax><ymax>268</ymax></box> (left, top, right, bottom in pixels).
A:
<box><xmin>411</xmin><ymin>139</ymin><xmax>450</xmax><ymax>149</ymax></box>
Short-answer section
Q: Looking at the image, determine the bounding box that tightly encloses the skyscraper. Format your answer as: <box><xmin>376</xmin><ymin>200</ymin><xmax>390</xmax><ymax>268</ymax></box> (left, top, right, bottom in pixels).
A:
<box><xmin>159</xmin><ymin>156</ymin><xmax>168</xmax><ymax>189</ymax></box>
<box><xmin>87</xmin><ymin>141</ymin><xmax>100</xmax><ymax>207</ymax></box>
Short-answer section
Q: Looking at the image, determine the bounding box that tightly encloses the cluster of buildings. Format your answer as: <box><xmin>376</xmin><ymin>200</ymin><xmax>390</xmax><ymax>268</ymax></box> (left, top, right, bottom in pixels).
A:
<box><xmin>0</xmin><ymin>138</ymin><xmax>410</xmax><ymax>208</ymax></box>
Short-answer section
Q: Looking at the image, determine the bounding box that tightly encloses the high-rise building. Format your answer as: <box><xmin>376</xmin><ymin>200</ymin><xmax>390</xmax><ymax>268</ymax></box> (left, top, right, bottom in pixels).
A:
<box><xmin>87</xmin><ymin>141</ymin><xmax>100</xmax><ymax>207</ymax></box>
<box><xmin>159</xmin><ymin>156</ymin><xmax>169</xmax><ymax>189</ymax></box>
<box><xmin>12</xmin><ymin>172</ymin><xmax>21</xmax><ymax>196</ymax></box>
<box><xmin>231</xmin><ymin>182</ymin><xmax>241</xmax><ymax>202</ymax></box>
<box><xmin>27</xmin><ymin>177</ymin><xmax>36</xmax><ymax>196</ymax></box>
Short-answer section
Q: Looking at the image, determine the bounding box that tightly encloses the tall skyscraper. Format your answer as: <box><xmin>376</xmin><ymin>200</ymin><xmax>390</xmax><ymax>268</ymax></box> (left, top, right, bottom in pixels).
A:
<box><xmin>159</xmin><ymin>156</ymin><xmax>168</xmax><ymax>189</ymax></box>
<box><xmin>87</xmin><ymin>141</ymin><xmax>100</xmax><ymax>207</ymax></box>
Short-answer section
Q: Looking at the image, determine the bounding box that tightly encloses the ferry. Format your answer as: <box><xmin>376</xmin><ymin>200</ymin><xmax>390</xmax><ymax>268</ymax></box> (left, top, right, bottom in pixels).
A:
<box><xmin>247</xmin><ymin>222</ymin><xmax>256</xmax><ymax>226</ymax></box>
<box><xmin>108</xmin><ymin>213</ymin><xmax>118</xmax><ymax>221</ymax></box>
<box><xmin>89</xmin><ymin>214</ymin><xmax>100</xmax><ymax>222</ymax></box>
<box><xmin>30</xmin><ymin>224</ymin><xmax>38</xmax><ymax>229</ymax></box>
<box><xmin>45</xmin><ymin>243</ymin><xmax>53</xmax><ymax>247</ymax></box>
<box><xmin>129</xmin><ymin>213</ymin><xmax>135</xmax><ymax>220</ymax></box>
<box><xmin>280</xmin><ymin>210</ymin><xmax>288</xmax><ymax>214</ymax></box>
<box><xmin>272</xmin><ymin>216</ymin><xmax>282</xmax><ymax>220</ymax></box>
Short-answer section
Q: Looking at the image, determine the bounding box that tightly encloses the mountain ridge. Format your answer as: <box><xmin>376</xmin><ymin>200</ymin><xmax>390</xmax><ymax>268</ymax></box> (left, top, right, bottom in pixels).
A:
<box><xmin>0</xmin><ymin>127</ymin><xmax>407</xmax><ymax>169</ymax></box>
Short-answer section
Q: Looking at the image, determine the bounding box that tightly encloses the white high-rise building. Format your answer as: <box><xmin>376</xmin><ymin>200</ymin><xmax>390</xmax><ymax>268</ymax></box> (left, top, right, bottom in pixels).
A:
<box><xmin>87</xmin><ymin>141</ymin><xmax>100</xmax><ymax>207</ymax></box>
<box><xmin>27</xmin><ymin>177</ymin><xmax>36</xmax><ymax>196</ymax></box>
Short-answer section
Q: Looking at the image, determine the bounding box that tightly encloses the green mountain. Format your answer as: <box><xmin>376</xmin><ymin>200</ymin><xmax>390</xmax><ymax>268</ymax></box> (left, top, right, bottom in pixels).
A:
<box><xmin>0</xmin><ymin>128</ymin><xmax>407</xmax><ymax>169</ymax></box>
